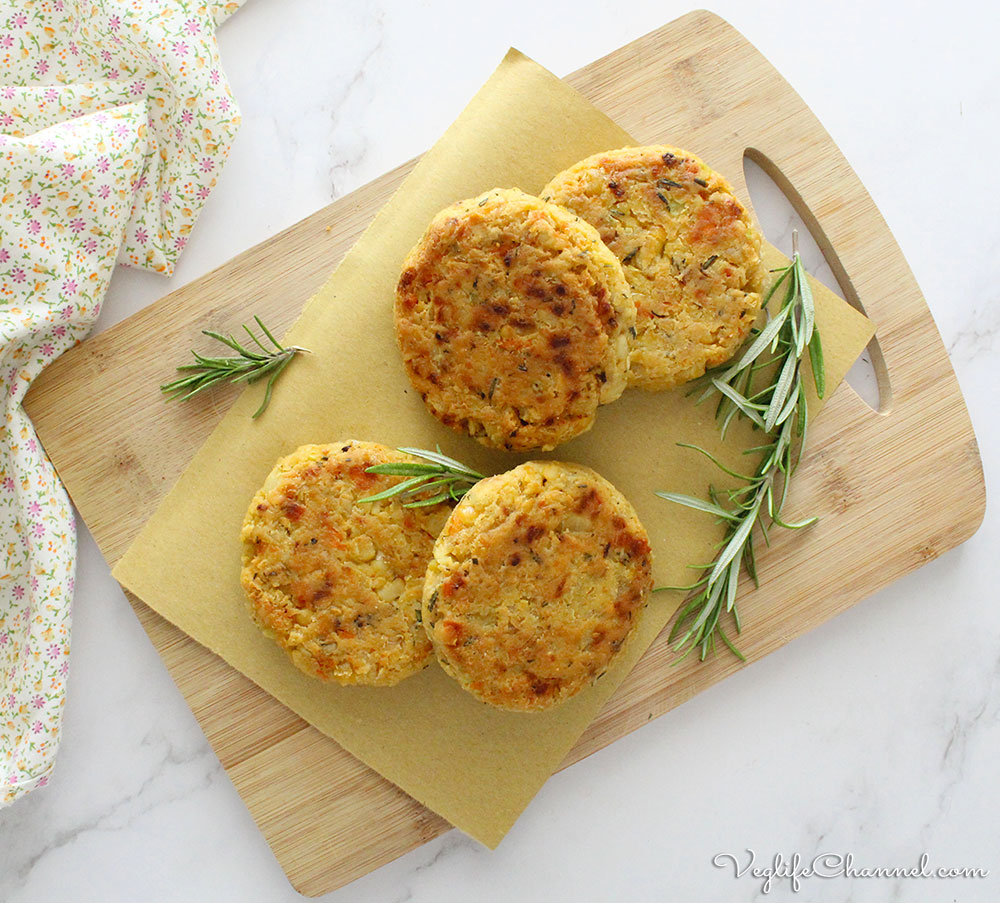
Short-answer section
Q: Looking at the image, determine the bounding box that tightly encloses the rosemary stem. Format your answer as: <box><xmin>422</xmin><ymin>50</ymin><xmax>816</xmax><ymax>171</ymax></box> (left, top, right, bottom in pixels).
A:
<box><xmin>656</xmin><ymin>234</ymin><xmax>825</xmax><ymax>662</ymax></box>
<box><xmin>161</xmin><ymin>316</ymin><xmax>308</xmax><ymax>418</ymax></box>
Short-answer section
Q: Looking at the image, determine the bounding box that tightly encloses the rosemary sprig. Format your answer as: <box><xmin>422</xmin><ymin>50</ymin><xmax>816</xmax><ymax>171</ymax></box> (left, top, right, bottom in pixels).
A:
<box><xmin>656</xmin><ymin>233</ymin><xmax>825</xmax><ymax>662</ymax></box>
<box><xmin>160</xmin><ymin>315</ymin><xmax>308</xmax><ymax>419</ymax></box>
<box><xmin>358</xmin><ymin>447</ymin><xmax>485</xmax><ymax>508</ymax></box>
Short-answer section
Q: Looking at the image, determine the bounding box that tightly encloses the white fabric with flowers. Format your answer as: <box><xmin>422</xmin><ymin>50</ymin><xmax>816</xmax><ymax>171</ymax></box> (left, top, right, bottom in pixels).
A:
<box><xmin>1</xmin><ymin>0</ymin><xmax>245</xmax><ymax>807</ymax></box>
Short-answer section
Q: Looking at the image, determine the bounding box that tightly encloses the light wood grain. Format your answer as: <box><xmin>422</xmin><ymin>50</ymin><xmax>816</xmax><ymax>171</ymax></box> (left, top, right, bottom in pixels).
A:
<box><xmin>24</xmin><ymin>11</ymin><xmax>984</xmax><ymax>896</ymax></box>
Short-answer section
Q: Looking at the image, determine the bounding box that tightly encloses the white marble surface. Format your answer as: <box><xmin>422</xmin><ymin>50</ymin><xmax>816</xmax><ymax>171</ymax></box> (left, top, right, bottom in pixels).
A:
<box><xmin>2</xmin><ymin>0</ymin><xmax>998</xmax><ymax>900</ymax></box>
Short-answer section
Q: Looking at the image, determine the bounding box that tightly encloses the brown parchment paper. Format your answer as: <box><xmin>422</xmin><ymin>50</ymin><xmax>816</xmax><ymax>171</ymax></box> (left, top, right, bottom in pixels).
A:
<box><xmin>112</xmin><ymin>49</ymin><xmax>875</xmax><ymax>847</ymax></box>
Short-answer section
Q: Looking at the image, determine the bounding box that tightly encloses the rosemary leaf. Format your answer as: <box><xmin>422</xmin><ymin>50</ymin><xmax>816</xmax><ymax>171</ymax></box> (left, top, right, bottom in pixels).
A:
<box><xmin>765</xmin><ymin>349</ymin><xmax>799</xmax><ymax>431</ymax></box>
<box><xmin>708</xmin><ymin>494</ymin><xmax>762</xmax><ymax>586</ymax></box>
<box><xmin>675</xmin><ymin>442</ymin><xmax>756</xmax><ymax>482</ymax></box>
<box><xmin>712</xmin><ymin>379</ymin><xmax>767</xmax><ymax>428</ymax></box>
<box><xmin>654</xmin><ymin>491</ymin><xmax>741</xmax><ymax>521</ymax></box>
<box><xmin>161</xmin><ymin>316</ymin><xmax>308</xmax><ymax>419</ymax></box>
<box><xmin>357</xmin><ymin>447</ymin><xmax>485</xmax><ymax>508</ymax></box>
<box><xmin>809</xmin><ymin>330</ymin><xmax>826</xmax><ymax>399</ymax></box>
<box><xmin>365</xmin><ymin>462</ymin><xmax>446</xmax><ymax>477</ymax></box>
<box><xmin>356</xmin><ymin>475</ymin><xmax>434</xmax><ymax>503</ymax></box>
<box><xmin>798</xmin><ymin>262</ymin><xmax>816</xmax><ymax>343</ymax></box>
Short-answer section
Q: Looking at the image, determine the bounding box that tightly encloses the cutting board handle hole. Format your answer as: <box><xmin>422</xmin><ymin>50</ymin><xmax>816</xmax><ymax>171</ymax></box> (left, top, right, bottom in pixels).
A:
<box><xmin>742</xmin><ymin>150</ymin><xmax>891</xmax><ymax>414</ymax></box>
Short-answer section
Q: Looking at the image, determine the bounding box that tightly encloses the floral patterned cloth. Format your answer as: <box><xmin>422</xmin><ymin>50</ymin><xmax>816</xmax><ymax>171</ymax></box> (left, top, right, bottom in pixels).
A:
<box><xmin>1</xmin><ymin>0</ymin><xmax>245</xmax><ymax>807</ymax></box>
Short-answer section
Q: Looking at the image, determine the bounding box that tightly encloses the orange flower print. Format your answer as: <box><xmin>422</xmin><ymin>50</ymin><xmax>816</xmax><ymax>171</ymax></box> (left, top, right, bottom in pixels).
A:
<box><xmin>1</xmin><ymin>0</ymin><xmax>245</xmax><ymax>809</ymax></box>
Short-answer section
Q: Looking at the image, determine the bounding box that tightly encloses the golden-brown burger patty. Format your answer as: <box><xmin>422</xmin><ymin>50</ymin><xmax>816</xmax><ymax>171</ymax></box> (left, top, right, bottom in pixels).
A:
<box><xmin>422</xmin><ymin>460</ymin><xmax>652</xmax><ymax>711</ymax></box>
<box><xmin>240</xmin><ymin>441</ymin><xmax>451</xmax><ymax>686</ymax></box>
<box><xmin>543</xmin><ymin>145</ymin><xmax>764</xmax><ymax>391</ymax></box>
<box><xmin>394</xmin><ymin>188</ymin><xmax>634</xmax><ymax>452</ymax></box>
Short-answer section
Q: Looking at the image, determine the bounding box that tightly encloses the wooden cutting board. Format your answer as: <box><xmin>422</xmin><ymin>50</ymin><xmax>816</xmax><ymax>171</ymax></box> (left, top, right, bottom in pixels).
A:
<box><xmin>24</xmin><ymin>10</ymin><xmax>985</xmax><ymax>896</ymax></box>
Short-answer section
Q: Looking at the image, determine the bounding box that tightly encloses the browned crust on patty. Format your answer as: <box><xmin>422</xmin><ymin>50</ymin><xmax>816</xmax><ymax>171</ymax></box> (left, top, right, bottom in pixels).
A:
<box><xmin>240</xmin><ymin>441</ymin><xmax>451</xmax><ymax>686</ymax></box>
<box><xmin>543</xmin><ymin>146</ymin><xmax>764</xmax><ymax>391</ymax></box>
<box><xmin>422</xmin><ymin>460</ymin><xmax>652</xmax><ymax>711</ymax></box>
<box><xmin>394</xmin><ymin>188</ymin><xmax>634</xmax><ymax>451</ymax></box>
